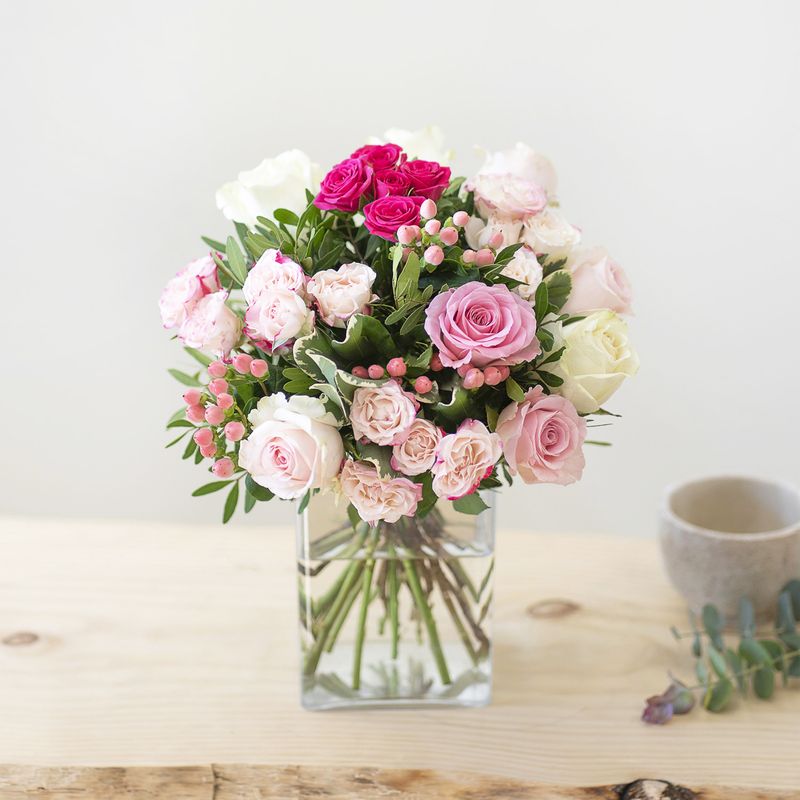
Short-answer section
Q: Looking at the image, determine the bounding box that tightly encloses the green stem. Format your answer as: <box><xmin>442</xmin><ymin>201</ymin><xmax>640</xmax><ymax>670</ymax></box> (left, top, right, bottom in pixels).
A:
<box><xmin>388</xmin><ymin>545</ymin><xmax>400</xmax><ymax>660</ymax></box>
<box><xmin>431</xmin><ymin>564</ymin><xmax>479</xmax><ymax>667</ymax></box>
<box><xmin>323</xmin><ymin>563</ymin><xmax>364</xmax><ymax>651</ymax></box>
<box><xmin>352</xmin><ymin>557</ymin><xmax>376</xmax><ymax>690</ymax></box>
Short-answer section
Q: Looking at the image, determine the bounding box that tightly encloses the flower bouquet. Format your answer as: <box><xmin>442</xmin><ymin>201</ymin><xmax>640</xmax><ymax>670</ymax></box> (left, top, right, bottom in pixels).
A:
<box><xmin>160</xmin><ymin>130</ymin><xmax>638</xmax><ymax>709</ymax></box>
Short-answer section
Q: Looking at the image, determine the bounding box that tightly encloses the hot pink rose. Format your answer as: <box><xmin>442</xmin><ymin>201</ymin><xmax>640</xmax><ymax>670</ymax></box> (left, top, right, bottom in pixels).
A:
<box><xmin>351</xmin><ymin>143</ymin><xmax>403</xmax><ymax>172</ymax></box>
<box><xmin>350</xmin><ymin>381</ymin><xmax>419</xmax><ymax>446</ymax></box>
<box><xmin>391</xmin><ymin>418</ymin><xmax>442</xmax><ymax>476</ymax></box>
<box><xmin>178</xmin><ymin>291</ymin><xmax>241</xmax><ymax>357</ymax></box>
<box><xmin>373</xmin><ymin>169</ymin><xmax>412</xmax><ymax>198</ymax></box>
<box><xmin>431</xmin><ymin>420</ymin><xmax>502</xmax><ymax>500</ymax></box>
<box><xmin>158</xmin><ymin>254</ymin><xmax>221</xmax><ymax>329</ymax></box>
<box><xmin>399</xmin><ymin>159</ymin><xmax>451</xmax><ymax>200</ymax></box>
<box><xmin>496</xmin><ymin>386</ymin><xmax>586</xmax><ymax>485</ymax></box>
<box><xmin>562</xmin><ymin>247</ymin><xmax>633</xmax><ymax>316</ymax></box>
<box><xmin>314</xmin><ymin>158</ymin><xmax>373</xmax><ymax>213</ymax></box>
<box><xmin>424</xmin><ymin>281</ymin><xmax>541</xmax><ymax>369</ymax></box>
<box><xmin>362</xmin><ymin>195</ymin><xmax>424</xmax><ymax>241</ymax></box>
<box><xmin>338</xmin><ymin>459</ymin><xmax>422</xmax><ymax>524</ymax></box>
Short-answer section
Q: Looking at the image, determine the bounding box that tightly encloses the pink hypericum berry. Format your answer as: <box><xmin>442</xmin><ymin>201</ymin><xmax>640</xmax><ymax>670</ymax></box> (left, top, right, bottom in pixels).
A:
<box><xmin>200</xmin><ymin>443</ymin><xmax>218</xmax><ymax>459</ymax></box>
<box><xmin>186</xmin><ymin>404</ymin><xmax>205</xmax><ymax>423</ymax></box>
<box><xmin>498</xmin><ymin>366</ymin><xmax>511</xmax><ymax>381</ymax></box>
<box><xmin>457</xmin><ymin>364</ymin><xmax>471</xmax><ymax>378</ymax></box>
<box><xmin>424</xmin><ymin>245</ymin><xmax>444</xmax><ymax>266</ymax></box>
<box><xmin>420</xmin><ymin>199</ymin><xmax>437</xmax><ymax>219</ymax></box>
<box><xmin>424</xmin><ymin>219</ymin><xmax>441</xmax><ymax>236</ymax></box>
<box><xmin>452</xmin><ymin>210</ymin><xmax>470</xmax><ymax>227</ymax></box>
<box><xmin>212</xmin><ymin>457</ymin><xmax>234</xmax><ymax>478</ymax></box>
<box><xmin>476</xmin><ymin>248</ymin><xmax>495</xmax><ymax>266</ymax></box>
<box><xmin>368</xmin><ymin>364</ymin><xmax>385</xmax><ymax>380</ymax></box>
<box><xmin>488</xmin><ymin>231</ymin><xmax>505</xmax><ymax>249</ymax></box>
<box><xmin>397</xmin><ymin>225</ymin><xmax>417</xmax><ymax>245</ymax></box>
<box><xmin>483</xmin><ymin>366</ymin><xmax>504</xmax><ymax>386</ymax></box>
<box><xmin>216</xmin><ymin>392</ymin><xmax>234</xmax><ymax>410</ymax></box>
<box><xmin>224</xmin><ymin>421</ymin><xmax>245</xmax><ymax>442</ymax></box>
<box><xmin>208</xmin><ymin>378</ymin><xmax>228</xmax><ymax>396</ymax></box>
<box><xmin>462</xmin><ymin>249</ymin><xmax>477</xmax><ymax>264</ymax></box>
<box><xmin>208</xmin><ymin>361</ymin><xmax>227</xmax><ymax>378</ymax></box>
<box><xmin>414</xmin><ymin>376</ymin><xmax>433</xmax><ymax>394</ymax></box>
<box><xmin>352</xmin><ymin>366</ymin><xmax>369</xmax><ymax>379</ymax></box>
<box><xmin>193</xmin><ymin>427</ymin><xmax>213</xmax><ymax>447</ymax></box>
<box><xmin>430</xmin><ymin>353</ymin><xmax>444</xmax><ymax>372</ymax></box>
<box><xmin>386</xmin><ymin>357</ymin><xmax>407</xmax><ymax>377</ymax></box>
<box><xmin>205</xmin><ymin>405</ymin><xmax>224</xmax><ymax>426</ymax></box>
<box><xmin>183</xmin><ymin>388</ymin><xmax>202</xmax><ymax>406</ymax></box>
<box><xmin>250</xmin><ymin>359</ymin><xmax>269</xmax><ymax>378</ymax></box>
<box><xmin>233</xmin><ymin>353</ymin><xmax>253</xmax><ymax>374</ymax></box>
<box><xmin>463</xmin><ymin>368</ymin><xmax>485</xmax><ymax>390</ymax></box>
<box><xmin>440</xmin><ymin>227</ymin><xmax>458</xmax><ymax>246</ymax></box>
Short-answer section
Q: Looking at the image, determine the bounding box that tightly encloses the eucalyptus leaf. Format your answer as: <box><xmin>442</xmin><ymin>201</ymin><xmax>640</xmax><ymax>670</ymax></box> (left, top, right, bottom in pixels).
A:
<box><xmin>702</xmin><ymin>604</ymin><xmax>725</xmax><ymax>651</ymax></box>
<box><xmin>753</xmin><ymin>665</ymin><xmax>775</xmax><ymax>699</ymax></box>
<box><xmin>738</xmin><ymin>597</ymin><xmax>755</xmax><ymax>638</ymax></box>
<box><xmin>703</xmin><ymin>678</ymin><xmax>733</xmax><ymax>712</ymax></box>
<box><xmin>708</xmin><ymin>646</ymin><xmax>728</xmax><ymax>680</ymax></box>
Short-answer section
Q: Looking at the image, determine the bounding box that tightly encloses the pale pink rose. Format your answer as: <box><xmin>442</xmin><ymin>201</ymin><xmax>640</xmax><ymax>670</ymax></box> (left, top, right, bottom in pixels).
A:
<box><xmin>244</xmin><ymin>286</ymin><xmax>314</xmax><ymax>347</ymax></box>
<box><xmin>474</xmin><ymin>143</ymin><xmax>558</xmax><ymax>200</ymax></box>
<box><xmin>470</xmin><ymin>173</ymin><xmax>547</xmax><ymax>221</ymax></box>
<box><xmin>496</xmin><ymin>386</ymin><xmax>586</xmax><ymax>485</ymax></box>
<box><xmin>431</xmin><ymin>420</ymin><xmax>502</xmax><ymax>500</ymax></box>
<box><xmin>562</xmin><ymin>247</ymin><xmax>633</xmax><ymax>316</ymax></box>
<box><xmin>350</xmin><ymin>381</ymin><xmax>419</xmax><ymax>446</ymax></box>
<box><xmin>239</xmin><ymin>394</ymin><xmax>344</xmax><ymax>500</ymax></box>
<box><xmin>390</xmin><ymin>418</ymin><xmax>442</xmax><ymax>476</ymax></box>
<box><xmin>338</xmin><ymin>459</ymin><xmax>422</xmax><ymax>524</ymax></box>
<box><xmin>500</xmin><ymin>246</ymin><xmax>543</xmax><ymax>303</ymax></box>
<box><xmin>178</xmin><ymin>291</ymin><xmax>241</xmax><ymax>356</ymax></box>
<box><xmin>424</xmin><ymin>281</ymin><xmax>540</xmax><ymax>369</ymax></box>
<box><xmin>159</xmin><ymin>255</ymin><xmax>221</xmax><ymax>329</ymax></box>
<box><xmin>306</xmin><ymin>262</ymin><xmax>377</xmax><ymax>328</ymax></box>
<box><xmin>464</xmin><ymin>216</ymin><xmax>522</xmax><ymax>251</ymax></box>
<box><xmin>522</xmin><ymin>210</ymin><xmax>581</xmax><ymax>260</ymax></box>
<box><xmin>242</xmin><ymin>249</ymin><xmax>308</xmax><ymax>305</ymax></box>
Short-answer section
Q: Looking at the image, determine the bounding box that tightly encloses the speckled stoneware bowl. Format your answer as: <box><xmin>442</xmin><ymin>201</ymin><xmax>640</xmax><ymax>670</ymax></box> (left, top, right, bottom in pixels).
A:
<box><xmin>660</xmin><ymin>476</ymin><xmax>800</xmax><ymax>619</ymax></box>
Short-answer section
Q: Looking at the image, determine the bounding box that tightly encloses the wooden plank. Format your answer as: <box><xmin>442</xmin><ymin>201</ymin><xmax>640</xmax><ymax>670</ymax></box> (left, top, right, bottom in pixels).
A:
<box><xmin>1</xmin><ymin>516</ymin><xmax>799</xmax><ymax>790</ymax></box>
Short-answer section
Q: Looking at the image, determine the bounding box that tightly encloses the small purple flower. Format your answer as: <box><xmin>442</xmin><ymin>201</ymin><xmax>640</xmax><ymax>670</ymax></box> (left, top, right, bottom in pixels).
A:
<box><xmin>642</xmin><ymin>680</ymin><xmax>695</xmax><ymax>725</ymax></box>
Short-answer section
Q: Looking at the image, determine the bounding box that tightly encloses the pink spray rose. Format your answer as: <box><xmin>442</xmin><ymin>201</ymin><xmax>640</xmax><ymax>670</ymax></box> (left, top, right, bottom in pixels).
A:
<box><xmin>244</xmin><ymin>286</ymin><xmax>314</xmax><ymax>347</ymax></box>
<box><xmin>431</xmin><ymin>420</ymin><xmax>502</xmax><ymax>500</ymax></box>
<box><xmin>314</xmin><ymin>158</ymin><xmax>373</xmax><ymax>213</ymax></box>
<box><xmin>350</xmin><ymin>381</ymin><xmax>419</xmax><ymax>446</ymax></box>
<box><xmin>496</xmin><ymin>386</ymin><xmax>586</xmax><ymax>485</ymax></box>
<box><xmin>399</xmin><ymin>159</ymin><xmax>451</xmax><ymax>201</ymax></box>
<box><xmin>562</xmin><ymin>247</ymin><xmax>633</xmax><ymax>316</ymax></box>
<box><xmin>351</xmin><ymin>143</ymin><xmax>403</xmax><ymax>171</ymax></box>
<box><xmin>242</xmin><ymin>249</ymin><xmax>307</xmax><ymax>304</ymax></box>
<box><xmin>362</xmin><ymin>195</ymin><xmax>424</xmax><ymax>240</ymax></box>
<box><xmin>159</xmin><ymin>254</ymin><xmax>221</xmax><ymax>329</ymax></box>
<box><xmin>424</xmin><ymin>281</ymin><xmax>541</xmax><ymax>369</ymax></box>
<box><xmin>390</xmin><ymin>418</ymin><xmax>442</xmax><ymax>476</ymax></box>
<box><xmin>306</xmin><ymin>262</ymin><xmax>377</xmax><ymax>327</ymax></box>
<box><xmin>373</xmin><ymin>169</ymin><xmax>412</xmax><ymax>198</ymax></box>
<box><xmin>178</xmin><ymin>290</ymin><xmax>241</xmax><ymax>357</ymax></box>
<box><xmin>338</xmin><ymin>459</ymin><xmax>422</xmax><ymax>524</ymax></box>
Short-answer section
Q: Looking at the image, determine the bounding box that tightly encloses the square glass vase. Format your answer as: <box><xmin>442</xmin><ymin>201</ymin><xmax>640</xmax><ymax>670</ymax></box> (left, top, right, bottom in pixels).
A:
<box><xmin>296</xmin><ymin>493</ymin><xmax>495</xmax><ymax>710</ymax></box>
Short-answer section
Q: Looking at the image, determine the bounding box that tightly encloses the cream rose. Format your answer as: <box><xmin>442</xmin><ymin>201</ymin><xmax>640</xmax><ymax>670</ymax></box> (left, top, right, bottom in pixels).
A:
<box><xmin>216</xmin><ymin>149</ymin><xmax>322</xmax><ymax>229</ymax></box>
<box><xmin>350</xmin><ymin>381</ymin><xmax>419</xmax><ymax>446</ymax></box>
<box><xmin>242</xmin><ymin>249</ymin><xmax>308</xmax><ymax>305</ymax></box>
<box><xmin>178</xmin><ymin>291</ymin><xmax>241</xmax><ymax>357</ymax></box>
<box><xmin>159</xmin><ymin>255</ymin><xmax>221</xmax><ymax>329</ymax></box>
<box><xmin>464</xmin><ymin>216</ymin><xmax>522</xmax><ymax>251</ymax></box>
<box><xmin>244</xmin><ymin>286</ymin><xmax>314</xmax><ymax>347</ymax></box>
<box><xmin>500</xmin><ymin>246</ymin><xmax>543</xmax><ymax>303</ymax></box>
<box><xmin>475</xmin><ymin>142</ymin><xmax>558</xmax><ymax>200</ymax></box>
<box><xmin>390</xmin><ymin>418</ymin><xmax>442</xmax><ymax>476</ymax></box>
<box><xmin>306</xmin><ymin>262</ymin><xmax>377</xmax><ymax>328</ymax></box>
<box><xmin>338</xmin><ymin>459</ymin><xmax>422</xmax><ymax>525</ymax></box>
<box><xmin>239</xmin><ymin>394</ymin><xmax>344</xmax><ymax>500</ymax></box>
<box><xmin>522</xmin><ymin>210</ymin><xmax>581</xmax><ymax>260</ymax></box>
<box><xmin>431</xmin><ymin>420</ymin><xmax>502</xmax><ymax>500</ymax></box>
<box><xmin>551</xmin><ymin>311</ymin><xmax>639</xmax><ymax>414</ymax></box>
<box><xmin>471</xmin><ymin>173</ymin><xmax>547</xmax><ymax>222</ymax></box>
<box><xmin>562</xmin><ymin>247</ymin><xmax>633</xmax><ymax>316</ymax></box>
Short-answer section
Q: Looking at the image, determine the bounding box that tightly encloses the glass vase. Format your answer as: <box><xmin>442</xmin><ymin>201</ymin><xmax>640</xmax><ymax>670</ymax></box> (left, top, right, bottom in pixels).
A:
<box><xmin>296</xmin><ymin>492</ymin><xmax>495</xmax><ymax>710</ymax></box>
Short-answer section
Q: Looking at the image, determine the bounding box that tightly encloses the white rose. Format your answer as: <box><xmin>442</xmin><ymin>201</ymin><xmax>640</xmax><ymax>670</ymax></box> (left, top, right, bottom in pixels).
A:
<box><xmin>215</xmin><ymin>149</ymin><xmax>322</xmax><ymax>229</ymax></box>
<box><xmin>306</xmin><ymin>263</ymin><xmax>377</xmax><ymax>328</ymax></box>
<box><xmin>562</xmin><ymin>246</ymin><xmax>633</xmax><ymax>316</ymax></box>
<box><xmin>474</xmin><ymin>143</ymin><xmax>558</xmax><ymax>199</ymax></box>
<box><xmin>500</xmin><ymin>246</ymin><xmax>543</xmax><ymax>303</ymax></box>
<box><xmin>244</xmin><ymin>286</ymin><xmax>314</xmax><ymax>347</ymax></box>
<box><xmin>390</xmin><ymin>418</ymin><xmax>442</xmax><ymax>476</ymax></box>
<box><xmin>464</xmin><ymin>216</ymin><xmax>522</xmax><ymax>251</ymax></box>
<box><xmin>370</xmin><ymin>125</ymin><xmax>453</xmax><ymax>164</ymax></box>
<box><xmin>243</xmin><ymin>249</ymin><xmax>308</xmax><ymax>305</ymax></box>
<box><xmin>522</xmin><ymin>209</ymin><xmax>581</xmax><ymax>260</ymax></box>
<box><xmin>471</xmin><ymin>173</ymin><xmax>547</xmax><ymax>221</ymax></box>
<box><xmin>178</xmin><ymin>291</ymin><xmax>241</xmax><ymax>357</ymax></box>
<box><xmin>240</xmin><ymin>393</ymin><xmax>344</xmax><ymax>500</ymax></box>
<box><xmin>158</xmin><ymin>255</ymin><xmax>221</xmax><ymax>329</ymax></box>
<box><xmin>550</xmin><ymin>311</ymin><xmax>639</xmax><ymax>414</ymax></box>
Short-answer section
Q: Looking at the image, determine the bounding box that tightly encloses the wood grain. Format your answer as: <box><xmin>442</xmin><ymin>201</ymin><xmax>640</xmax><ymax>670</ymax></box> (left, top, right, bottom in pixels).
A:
<box><xmin>1</xmin><ymin>516</ymin><xmax>799</xmax><ymax>792</ymax></box>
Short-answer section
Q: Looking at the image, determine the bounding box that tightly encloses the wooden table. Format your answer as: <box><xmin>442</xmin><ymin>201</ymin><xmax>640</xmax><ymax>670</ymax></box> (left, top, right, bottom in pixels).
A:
<box><xmin>1</xmin><ymin>516</ymin><xmax>798</xmax><ymax>799</ymax></box>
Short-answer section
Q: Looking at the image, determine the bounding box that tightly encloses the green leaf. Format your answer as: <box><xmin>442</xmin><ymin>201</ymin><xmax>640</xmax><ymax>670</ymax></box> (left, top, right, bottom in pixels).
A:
<box><xmin>168</xmin><ymin>368</ymin><xmax>202</xmax><ymax>387</ymax></box>
<box><xmin>201</xmin><ymin>236</ymin><xmax>227</xmax><ymax>252</ymax></box>
<box><xmin>738</xmin><ymin>597</ymin><xmax>755</xmax><ymax>639</ymax></box>
<box><xmin>726</xmin><ymin>648</ymin><xmax>747</xmax><ymax>693</ymax></box>
<box><xmin>739</xmin><ymin>637</ymin><xmax>773</xmax><ymax>667</ymax></box>
<box><xmin>244</xmin><ymin>231</ymin><xmax>271</xmax><ymax>260</ymax></box>
<box><xmin>543</xmin><ymin>269</ymin><xmax>572</xmax><ymax>311</ymax></box>
<box><xmin>452</xmin><ymin>493</ymin><xmax>489</xmax><ymax>516</ymax></box>
<box><xmin>334</xmin><ymin>369</ymin><xmax>385</xmax><ymax>403</ymax></box>
<box><xmin>760</xmin><ymin>639</ymin><xmax>784</xmax><ymax>669</ymax></box>
<box><xmin>535</xmin><ymin>370</ymin><xmax>563</xmax><ymax>388</ymax></box>
<box><xmin>245</xmin><ymin>476</ymin><xmax>274</xmax><ymax>502</ymax></box>
<box><xmin>399</xmin><ymin>305</ymin><xmax>426</xmax><ymax>336</ymax></box>
<box><xmin>192</xmin><ymin>480</ymin><xmax>233</xmax><ymax>497</ymax></box>
<box><xmin>695</xmin><ymin>659</ymin><xmax>710</xmax><ymax>687</ymax></box>
<box><xmin>494</xmin><ymin>242</ymin><xmax>524</xmax><ymax>263</ymax></box>
<box><xmin>415</xmin><ymin>473</ymin><xmax>437</xmax><ymax>518</ymax></box>
<box><xmin>708</xmin><ymin>646</ymin><xmax>728</xmax><ymax>680</ymax></box>
<box><xmin>753</xmin><ymin>666</ymin><xmax>775</xmax><ymax>699</ymax></box>
<box><xmin>297</xmin><ymin>490</ymin><xmax>311</xmax><ymax>515</ymax></box>
<box><xmin>534</xmin><ymin>281</ymin><xmax>549</xmax><ymax>322</ymax></box>
<box><xmin>329</xmin><ymin>314</ymin><xmax>395</xmax><ymax>363</ymax></box>
<box><xmin>193</xmin><ymin>447</ymin><xmax>204</xmax><ymax>464</ymax></box>
<box><xmin>703</xmin><ymin>678</ymin><xmax>733</xmax><ymax>712</ymax></box>
<box><xmin>355</xmin><ymin>442</ymin><xmax>394</xmax><ymax>478</ymax></box>
<box><xmin>505</xmin><ymin>377</ymin><xmax>525</xmax><ymax>403</ymax></box>
<box><xmin>182</xmin><ymin>438</ymin><xmax>198</xmax><ymax>460</ymax></box>
<box><xmin>292</xmin><ymin>328</ymin><xmax>336</xmax><ymax>381</ymax></box>
<box><xmin>167</xmin><ymin>419</ymin><xmax>195</xmax><ymax>429</ymax></box>
<box><xmin>226</xmin><ymin>236</ymin><xmax>248</xmax><ymax>285</ymax></box>
<box><xmin>702</xmin><ymin>604</ymin><xmax>725</xmax><ymax>651</ymax></box>
<box><xmin>184</xmin><ymin>346</ymin><xmax>213</xmax><ymax>367</ymax></box>
<box><xmin>165</xmin><ymin>430</ymin><xmax>190</xmax><ymax>448</ymax></box>
<box><xmin>783</xmin><ymin>578</ymin><xmax>800</xmax><ymax>619</ymax></box>
<box><xmin>222</xmin><ymin>482</ymin><xmax>239</xmax><ymax>523</ymax></box>
<box><xmin>273</xmin><ymin>208</ymin><xmax>299</xmax><ymax>226</ymax></box>
<box><xmin>485</xmin><ymin>404</ymin><xmax>499</xmax><ymax>432</ymax></box>
<box><xmin>394</xmin><ymin>252</ymin><xmax>421</xmax><ymax>303</ymax></box>
<box><xmin>777</xmin><ymin>590</ymin><xmax>797</xmax><ymax>635</ymax></box>
<box><xmin>432</xmin><ymin>386</ymin><xmax>478</xmax><ymax>427</ymax></box>
<box><xmin>244</xmin><ymin>491</ymin><xmax>256</xmax><ymax>513</ymax></box>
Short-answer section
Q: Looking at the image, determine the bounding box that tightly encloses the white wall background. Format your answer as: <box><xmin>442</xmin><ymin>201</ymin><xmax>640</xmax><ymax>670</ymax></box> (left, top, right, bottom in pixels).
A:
<box><xmin>2</xmin><ymin>0</ymin><xmax>799</xmax><ymax>536</ymax></box>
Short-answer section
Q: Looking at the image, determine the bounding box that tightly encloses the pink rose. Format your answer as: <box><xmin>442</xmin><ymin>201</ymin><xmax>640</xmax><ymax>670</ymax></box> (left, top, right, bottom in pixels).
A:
<box><xmin>242</xmin><ymin>249</ymin><xmax>307</xmax><ymax>304</ymax></box>
<box><xmin>431</xmin><ymin>420</ymin><xmax>502</xmax><ymax>500</ymax></box>
<box><xmin>338</xmin><ymin>459</ymin><xmax>422</xmax><ymax>524</ymax></box>
<box><xmin>496</xmin><ymin>386</ymin><xmax>586</xmax><ymax>485</ymax></box>
<box><xmin>391</xmin><ymin>418</ymin><xmax>442</xmax><ymax>476</ymax></box>
<box><xmin>240</xmin><ymin>394</ymin><xmax>344</xmax><ymax>500</ymax></box>
<box><xmin>244</xmin><ymin>286</ymin><xmax>314</xmax><ymax>347</ymax></box>
<box><xmin>159</xmin><ymin>255</ymin><xmax>220</xmax><ymax>329</ymax></box>
<box><xmin>306</xmin><ymin>262</ymin><xmax>377</xmax><ymax>327</ymax></box>
<box><xmin>350</xmin><ymin>381</ymin><xmax>419</xmax><ymax>446</ymax></box>
<box><xmin>362</xmin><ymin>195</ymin><xmax>424</xmax><ymax>241</ymax></box>
<box><xmin>314</xmin><ymin>158</ymin><xmax>373</xmax><ymax>213</ymax></box>
<box><xmin>399</xmin><ymin>159</ymin><xmax>451</xmax><ymax>201</ymax></box>
<box><xmin>351</xmin><ymin>143</ymin><xmax>403</xmax><ymax>171</ymax></box>
<box><xmin>471</xmin><ymin>173</ymin><xmax>547</xmax><ymax>221</ymax></box>
<box><xmin>424</xmin><ymin>281</ymin><xmax>541</xmax><ymax>369</ymax></box>
<box><xmin>373</xmin><ymin>169</ymin><xmax>412</xmax><ymax>198</ymax></box>
<box><xmin>178</xmin><ymin>290</ymin><xmax>241</xmax><ymax>357</ymax></box>
<box><xmin>562</xmin><ymin>247</ymin><xmax>633</xmax><ymax>316</ymax></box>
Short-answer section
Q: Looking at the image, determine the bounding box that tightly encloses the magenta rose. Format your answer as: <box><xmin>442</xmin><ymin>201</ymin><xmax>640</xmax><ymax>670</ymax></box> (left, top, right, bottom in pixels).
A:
<box><xmin>314</xmin><ymin>158</ymin><xmax>373</xmax><ymax>213</ymax></box>
<box><xmin>424</xmin><ymin>281</ymin><xmax>540</xmax><ymax>369</ymax></box>
<box><xmin>496</xmin><ymin>386</ymin><xmax>586</xmax><ymax>485</ymax></box>
<box><xmin>374</xmin><ymin>169</ymin><xmax>412</xmax><ymax>198</ymax></box>
<box><xmin>363</xmin><ymin>195</ymin><xmax>424</xmax><ymax>240</ymax></box>
<box><xmin>351</xmin><ymin>143</ymin><xmax>403</xmax><ymax>172</ymax></box>
<box><xmin>399</xmin><ymin>159</ymin><xmax>451</xmax><ymax>200</ymax></box>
